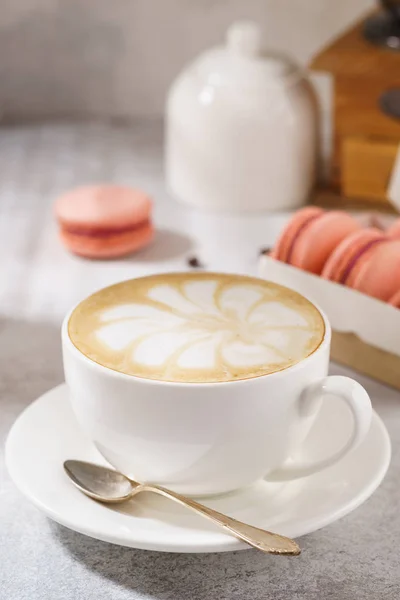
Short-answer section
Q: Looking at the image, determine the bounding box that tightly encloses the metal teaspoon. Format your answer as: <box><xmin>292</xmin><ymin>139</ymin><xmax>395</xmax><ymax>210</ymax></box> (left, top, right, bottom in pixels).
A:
<box><xmin>63</xmin><ymin>460</ymin><xmax>300</xmax><ymax>556</ymax></box>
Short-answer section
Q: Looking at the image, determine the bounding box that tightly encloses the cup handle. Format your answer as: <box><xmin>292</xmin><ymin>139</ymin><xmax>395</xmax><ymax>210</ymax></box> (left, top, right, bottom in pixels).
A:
<box><xmin>268</xmin><ymin>375</ymin><xmax>372</xmax><ymax>481</ymax></box>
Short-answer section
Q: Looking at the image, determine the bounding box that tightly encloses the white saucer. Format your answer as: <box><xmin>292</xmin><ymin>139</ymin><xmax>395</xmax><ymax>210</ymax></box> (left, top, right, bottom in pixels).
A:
<box><xmin>6</xmin><ymin>384</ymin><xmax>391</xmax><ymax>553</ymax></box>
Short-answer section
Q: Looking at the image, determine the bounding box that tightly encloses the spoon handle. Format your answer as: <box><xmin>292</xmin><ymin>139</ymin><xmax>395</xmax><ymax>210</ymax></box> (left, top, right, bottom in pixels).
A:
<box><xmin>142</xmin><ymin>484</ymin><xmax>300</xmax><ymax>555</ymax></box>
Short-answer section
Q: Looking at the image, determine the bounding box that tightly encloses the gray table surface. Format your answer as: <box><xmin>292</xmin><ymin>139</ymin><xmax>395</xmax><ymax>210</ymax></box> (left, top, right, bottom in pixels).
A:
<box><xmin>1</xmin><ymin>122</ymin><xmax>399</xmax><ymax>600</ymax></box>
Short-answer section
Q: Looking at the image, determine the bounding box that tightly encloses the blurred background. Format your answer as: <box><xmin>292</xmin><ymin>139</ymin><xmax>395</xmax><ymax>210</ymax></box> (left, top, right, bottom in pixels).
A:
<box><xmin>1</xmin><ymin>0</ymin><xmax>374</xmax><ymax>121</ymax></box>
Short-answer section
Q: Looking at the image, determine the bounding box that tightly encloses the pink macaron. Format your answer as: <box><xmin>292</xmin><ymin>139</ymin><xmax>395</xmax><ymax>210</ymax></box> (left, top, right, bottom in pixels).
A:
<box><xmin>352</xmin><ymin>239</ymin><xmax>400</xmax><ymax>302</ymax></box>
<box><xmin>323</xmin><ymin>227</ymin><xmax>400</xmax><ymax>302</ymax></box>
<box><xmin>271</xmin><ymin>207</ymin><xmax>362</xmax><ymax>274</ymax></box>
<box><xmin>387</xmin><ymin>218</ymin><xmax>400</xmax><ymax>239</ymax></box>
<box><xmin>55</xmin><ymin>185</ymin><xmax>154</xmax><ymax>259</ymax></box>
<box><xmin>321</xmin><ymin>228</ymin><xmax>386</xmax><ymax>288</ymax></box>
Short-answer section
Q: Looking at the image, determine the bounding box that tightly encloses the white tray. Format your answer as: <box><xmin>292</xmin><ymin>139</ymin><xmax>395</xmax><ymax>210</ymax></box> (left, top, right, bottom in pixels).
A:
<box><xmin>259</xmin><ymin>255</ymin><xmax>400</xmax><ymax>358</ymax></box>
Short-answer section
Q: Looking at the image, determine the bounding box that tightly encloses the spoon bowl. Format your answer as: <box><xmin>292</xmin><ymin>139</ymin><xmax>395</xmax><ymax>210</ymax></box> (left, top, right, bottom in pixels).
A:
<box><xmin>64</xmin><ymin>460</ymin><xmax>138</xmax><ymax>502</ymax></box>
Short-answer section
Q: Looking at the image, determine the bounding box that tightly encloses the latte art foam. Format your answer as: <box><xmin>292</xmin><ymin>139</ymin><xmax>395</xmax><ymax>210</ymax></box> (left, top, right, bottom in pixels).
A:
<box><xmin>68</xmin><ymin>273</ymin><xmax>325</xmax><ymax>382</ymax></box>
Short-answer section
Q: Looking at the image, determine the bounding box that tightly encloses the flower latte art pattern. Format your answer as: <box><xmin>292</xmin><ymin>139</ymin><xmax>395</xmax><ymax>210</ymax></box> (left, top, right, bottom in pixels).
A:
<box><xmin>68</xmin><ymin>274</ymin><xmax>325</xmax><ymax>382</ymax></box>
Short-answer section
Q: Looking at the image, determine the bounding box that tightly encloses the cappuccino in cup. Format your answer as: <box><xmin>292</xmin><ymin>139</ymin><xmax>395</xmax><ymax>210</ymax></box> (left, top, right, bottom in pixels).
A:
<box><xmin>68</xmin><ymin>273</ymin><xmax>325</xmax><ymax>383</ymax></box>
<box><xmin>63</xmin><ymin>273</ymin><xmax>371</xmax><ymax>496</ymax></box>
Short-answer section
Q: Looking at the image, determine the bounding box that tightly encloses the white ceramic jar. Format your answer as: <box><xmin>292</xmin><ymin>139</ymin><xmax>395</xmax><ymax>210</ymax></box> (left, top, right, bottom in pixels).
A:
<box><xmin>166</xmin><ymin>21</ymin><xmax>317</xmax><ymax>213</ymax></box>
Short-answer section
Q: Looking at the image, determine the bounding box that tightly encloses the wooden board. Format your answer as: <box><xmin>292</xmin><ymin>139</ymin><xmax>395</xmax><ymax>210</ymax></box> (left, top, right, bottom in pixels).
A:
<box><xmin>310</xmin><ymin>11</ymin><xmax>400</xmax><ymax>79</ymax></box>
<box><xmin>335</xmin><ymin>77</ymin><xmax>400</xmax><ymax>140</ymax></box>
<box><xmin>310</xmin><ymin>11</ymin><xmax>400</xmax><ymax>192</ymax></box>
<box><xmin>331</xmin><ymin>331</ymin><xmax>400</xmax><ymax>389</ymax></box>
<box><xmin>333</xmin><ymin>78</ymin><xmax>400</xmax><ymax>188</ymax></box>
<box><xmin>342</xmin><ymin>136</ymin><xmax>398</xmax><ymax>201</ymax></box>
<box><xmin>311</xmin><ymin>187</ymin><xmax>398</xmax><ymax>213</ymax></box>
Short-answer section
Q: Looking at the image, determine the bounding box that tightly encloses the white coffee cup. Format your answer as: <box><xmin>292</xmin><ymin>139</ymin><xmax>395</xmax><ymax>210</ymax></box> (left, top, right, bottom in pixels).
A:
<box><xmin>62</xmin><ymin>288</ymin><xmax>372</xmax><ymax>497</ymax></box>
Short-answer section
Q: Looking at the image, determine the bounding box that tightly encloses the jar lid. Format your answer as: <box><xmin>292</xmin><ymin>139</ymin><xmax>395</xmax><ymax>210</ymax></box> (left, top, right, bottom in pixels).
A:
<box><xmin>192</xmin><ymin>21</ymin><xmax>299</xmax><ymax>88</ymax></box>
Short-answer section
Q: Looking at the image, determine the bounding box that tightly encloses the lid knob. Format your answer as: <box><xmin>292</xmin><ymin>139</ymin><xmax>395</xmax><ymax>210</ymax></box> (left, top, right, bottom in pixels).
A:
<box><xmin>226</xmin><ymin>21</ymin><xmax>263</xmax><ymax>57</ymax></box>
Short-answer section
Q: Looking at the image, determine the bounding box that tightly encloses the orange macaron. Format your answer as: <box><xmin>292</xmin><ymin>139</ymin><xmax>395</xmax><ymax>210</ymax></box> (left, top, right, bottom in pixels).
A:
<box><xmin>321</xmin><ymin>228</ymin><xmax>386</xmax><ymax>287</ymax></box>
<box><xmin>271</xmin><ymin>207</ymin><xmax>362</xmax><ymax>274</ymax></box>
<box><xmin>323</xmin><ymin>227</ymin><xmax>400</xmax><ymax>302</ymax></box>
<box><xmin>352</xmin><ymin>239</ymin><xmax>400</xmax><ymax>302</ymax></box>
<box><xmin>387</xmin><ymin>218</ymin><xmax>400</xmax><ymax>239</ymax></box>
<box><xmin>55</xmin><ymin>185</ymin><xmax>154</xmax><ymax>259</ymax></box>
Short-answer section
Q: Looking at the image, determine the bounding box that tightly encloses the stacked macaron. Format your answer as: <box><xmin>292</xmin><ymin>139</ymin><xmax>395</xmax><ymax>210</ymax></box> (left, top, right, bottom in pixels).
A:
<box><xmin>55</xmin><ymin>185</ymin><xmax>154</xmax><ymax>259</ymax></box>
<box><xmin>271</xmin><ymin>207</ymin><xmax>400</xmax><ymax>307</ymax></box>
